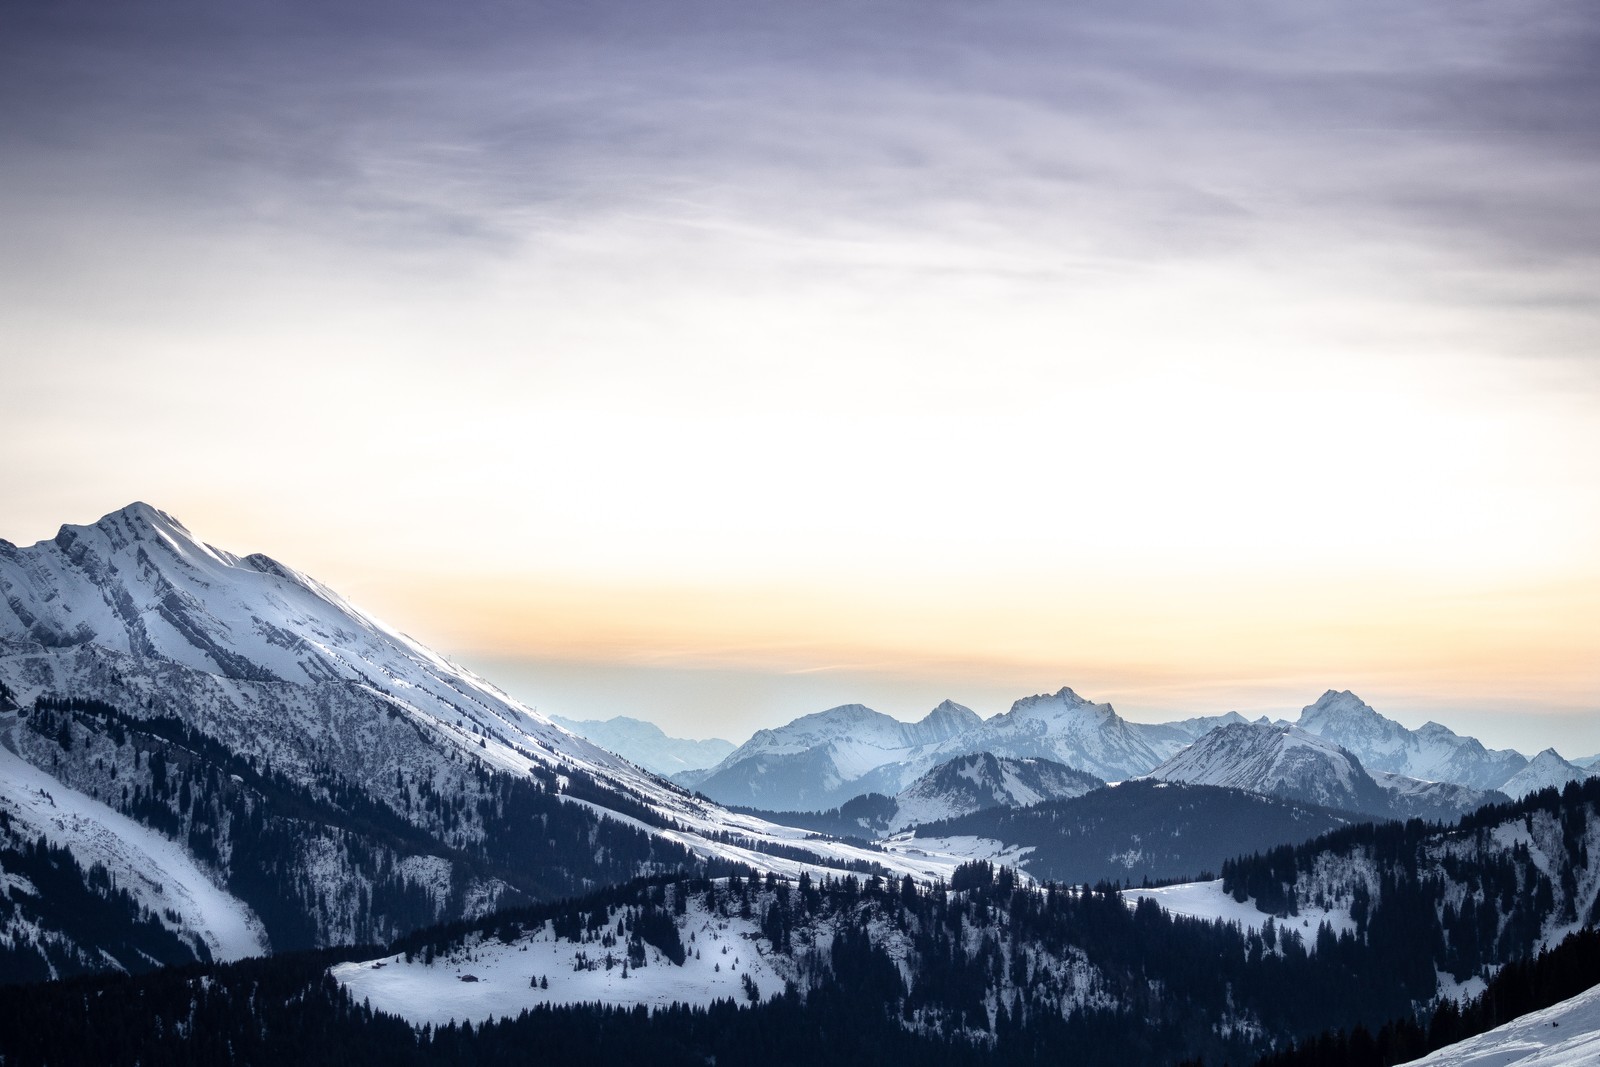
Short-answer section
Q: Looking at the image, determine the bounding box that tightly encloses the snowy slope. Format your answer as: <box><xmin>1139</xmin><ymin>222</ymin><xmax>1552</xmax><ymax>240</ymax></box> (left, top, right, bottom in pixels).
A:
<box><xmin>1296</xmin><ymin>691</ymin><xmax>1528</xmax><ymax>790</ymax></box>
<box><xmin>887</xmin><ymin>752</ymin><xmax>1103</xmax><ymax>832</ymax></box>
<box><xmin>1123</xmin><ymin>879</ymin><xmax>1355</xmax><ymax>945</ymax></box>
<box><xmin>1230</xmin><ymin>784</ymin><xmax>1600</xmax><ymax>967</ymax></box>
<box><xmin>1371</xmin><ymin>771</ymin><xmax>1511</xmax><ymax>822</ymax></box>
<box><xmin>1498</xmin><ymin>749</ymin><xmax>1593</xmax><ymax>801</ymax></box>
<box><xmin>0</xmin><ymin>504</ymin><xmax>988</xmax><ymax>960</ymax></box>
<box><xmin>1398</xmin><ymin>982</ymin><xmax>1600</xmax><ymax>1067</ymax></box>
<box><xmin>333</xmin><ymin>894</ymin><xmax>790</xmax><ymax>1027</ymax></box>
<box><xmin>0</xmin><ymin>735</ymin><xmax>268</xmax><ymax>962</ymax></box>
<box><xmin>0</xmin><ymin>503</ymin><xmax>632</xmax><ymax>787</ymax></box>
<box><xmin>1144</xmin><ymin>721</ymin><xmax>1392</xmax><ymax>815</ymax></box>
<box><xmin>332</xmin><ymin>874</ymin><xmax>1112</xmax><ymax>1034</ymax></box>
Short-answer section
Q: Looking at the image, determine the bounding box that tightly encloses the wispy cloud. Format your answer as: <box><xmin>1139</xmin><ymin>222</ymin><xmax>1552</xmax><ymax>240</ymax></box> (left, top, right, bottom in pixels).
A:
<box><xmin>2</xmin><ymin>0</ymin><xmax>1596</xmax><ymax>747</ymax></box>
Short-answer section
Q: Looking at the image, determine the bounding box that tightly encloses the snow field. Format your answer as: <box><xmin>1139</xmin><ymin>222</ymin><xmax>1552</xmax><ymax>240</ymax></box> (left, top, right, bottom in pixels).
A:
<box><xmin>1122</xmin><ymin>879</ymin><xmax>1355</xmax><ymax>947</ymax></box>
<box><xmin>881</xmin><ymin>834</ymin><xmax>1037</xmax><ymax>876</ymax></box>
<box><xmin>332</xmin><ymin>894</ymin><xmax>792</xmax><ymax>1028</ymax></box>
<box><xmin>1397</xmin><ymin>982</ymin><xmax>1600</xmax><ymax>1067</ymax></box>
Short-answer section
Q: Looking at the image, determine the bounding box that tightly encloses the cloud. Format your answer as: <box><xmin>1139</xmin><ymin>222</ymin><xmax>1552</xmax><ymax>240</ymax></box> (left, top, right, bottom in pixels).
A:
<box><xmin>1</xmin><ymin>0</ymin><xmax>1596</xmax><ymax>737</ymax></box>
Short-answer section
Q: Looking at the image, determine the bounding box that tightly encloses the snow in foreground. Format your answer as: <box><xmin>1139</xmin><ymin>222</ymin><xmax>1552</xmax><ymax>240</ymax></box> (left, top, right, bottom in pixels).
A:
<box><xmin>1399</xmin><ymin>982</ymin><xmax>1600</xmax><ymax>1067</ymax></box>
<box><xmin>333</xmin><ymin>895</ymin><xmax>790</xmax><ymax>1028</ymax></box>
<box><xmin>0</xmin><ymin>739</ymin><xmax>268</xmax><ymax>961</ymax></box>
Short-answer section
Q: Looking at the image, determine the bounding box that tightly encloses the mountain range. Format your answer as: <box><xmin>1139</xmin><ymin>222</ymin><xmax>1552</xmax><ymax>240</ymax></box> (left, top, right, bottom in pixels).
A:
<box><xmin>679</xmin><ymin>688</ymin><xmax>1246</xmax><ymax>810</ymax></box>
<box><xmin>3</xmin><ymin>503</ymin><xmax>1600</xmax><ymax>1067</ymax></box>
<box><xmin>0</xmin><ymin>504</ymin><xmax>957</xmax><ymax>973</ymax></box>
<box><xmin>681</xmin><ymin>683</ymin><xmax>1583</xmax><ymax>818</ymax></box>
<box><xmin>551</xmin><ymin>714</ymin><xmax>734</xmax><ymax>776</ymax></box>
<box><xmin>1294</xmin><ymin>688</ymin><xmax>1531</xmax><ymax>790</ymax></box>
<box><xmin>1145</xmin><ymin>720</ymin><xmax>1509</xmax><ymax>822</ymax></box>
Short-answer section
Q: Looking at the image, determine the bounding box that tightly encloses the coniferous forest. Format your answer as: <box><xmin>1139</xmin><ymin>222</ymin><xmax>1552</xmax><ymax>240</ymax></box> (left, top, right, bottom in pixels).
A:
<box><xmin>5</xmin><ymin>682</ymin><xmax>1600</xmax><ymax>1065</ymax></box>
<box><xmin>4</xmin><ymin>788</ymin><xmax>1600</xmax><ymax>1067</ymax></box>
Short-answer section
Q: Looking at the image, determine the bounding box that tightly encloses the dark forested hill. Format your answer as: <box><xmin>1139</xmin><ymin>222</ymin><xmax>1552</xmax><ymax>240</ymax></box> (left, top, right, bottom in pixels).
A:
<box><xmin>914</xmin><ymin>780</ymin><xmax>1360</xmax><ymax>885</ymax></box>
<box><xmin>4</xmin><ymin>769</ymin><xmax>1598</xmax><ymax>1067</ymax></box>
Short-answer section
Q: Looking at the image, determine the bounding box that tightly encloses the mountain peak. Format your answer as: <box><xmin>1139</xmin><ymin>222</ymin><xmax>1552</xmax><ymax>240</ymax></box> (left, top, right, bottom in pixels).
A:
<box><xmin>1146</xmin><ymin>719</ymin><xmax>1390</xmax><ymax>813</ymax></box>
<box><xmin>809</xmin><ymin>703</ymin><xmax>883</xmax><ymax>723</ymax></box>
<box><xmin>1295</xmin><ymin>691</ymin><xmax>1531</xmax><ymax>790</ymax></box>
<box><xmin>921</xmin><ymin>700</ymin><xmax>981</xmax><ymax>728</ymax></box>
<box><xmin>111</xmin><ymin>500</ymin><xmax>173</xmax><ymax>526</ymax></box>
<box><xmin>1008</xmin><ymin>686</ymin><xmax>1114</xmax><ymax>719</ymax></box>
<box><xmin>88</xmin><ymin>501</ymin><xmax>190</xmax><ymax>541</ymax></box>
<box><xmin>1498</xmin><ymin>747</ymin><xmax>1588</xmax><ymax>800</ymax></box>
<box><xmin>46</xmin><ymin>502</ymin><xmax>235</xmax><ymax>570</ymax></box>
<box><xmin>1302</xmin><ymin>689</ymin><xmax>1376</xmax><ymax>719</ymax></box>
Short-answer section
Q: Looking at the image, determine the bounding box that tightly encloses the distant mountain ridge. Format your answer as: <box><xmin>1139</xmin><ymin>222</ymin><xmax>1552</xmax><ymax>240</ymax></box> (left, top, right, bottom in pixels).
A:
<box><xmin>726</xmin><ymin>752</ymin><xmax>1105</xmax><ymax>838</ymax></box>
<box><xmin>1145</xmin><ymin>720</ymin><xmax>1508</xmax><ymax>821</ymax></box>
<box><xmin>551</xmin><ymin>715</ymin><xmax>734</xmax><ymax>777</ymax></box>
<box><xmin>889</xmin><ymin>752</ymin><xmax>1104</xmax><ymax>831</ymax></box>
<box><xmin>684</xmin><ymin>687</ymin><xmax>1244</xmax><ymax>810</ymax></box>
<box><xmin>1146</xmin><ymin>721</ymin><xmax>1392</xmax><ymax>814</ymax></box>
<box><xmin>1293</xmin><ymin>689</ymin><xmax>1529</xmax><ymax>790</ymax></box>
<box><xmin>675</xmin><ymin>700</ymin><xmax>983</xmax><ymax>809</ymax></box>
<box><xmin>686</xmin><ymin>684</ymin><xmax>1573</xmax><ymax>814</ymax></box>
<box><xmin>1498</xmin><ymin>748</ymin><xmax>1595</xmax><ymax>800</ymax></box>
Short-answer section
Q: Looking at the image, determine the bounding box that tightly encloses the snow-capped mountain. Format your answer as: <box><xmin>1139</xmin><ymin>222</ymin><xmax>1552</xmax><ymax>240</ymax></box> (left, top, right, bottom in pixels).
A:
<box><xmin>1497</xmin><ymin>748</ymin><xmax>1594</xmax><ymax>801</ymax></box>
<box><xmin>931</xmin><ymin>686</ymin><xmax>1198</xmax><ymax>781</ymax></box>
<box><xmin>1144</xmin><ymin>722</ymin><xmax>1393</xmax><ymax>814</ymax></box>
<box><xmin>1295</xmin><ymin>690</ymin><xmax>1528</xmax><ymax>790</ymax></box>
<box><xmin>0</xmin><ymin>504</ymin><xmax>964</xmax><ymax>974</ymax></box>
<box><xmin>551</xmin><ymin>715</ymin><xmax>734</xmax><ymax>777</ymax></box>
<box><xmin>1144</xmin><ymin>721</ymin><xmax>1509</xmax><ymax>821</ymax></box>
<box><xmin>686</xmin><ymin>687</ymin><xmax>1226</xmax><ymax>811</ymax></box>
<box><xmin>681</xmin><ymin>700</ymin><xmax>982</xmax><ymax>809</ymax></box>
<box><xmin>735</xmin><ymin>701</ymin><xmax>982</xmax><ymax>763</ymax></box>
<box><xmin>886</xmin><ymin>752</ymin><xmax>1104</xmax><ymax>832</ymax></box>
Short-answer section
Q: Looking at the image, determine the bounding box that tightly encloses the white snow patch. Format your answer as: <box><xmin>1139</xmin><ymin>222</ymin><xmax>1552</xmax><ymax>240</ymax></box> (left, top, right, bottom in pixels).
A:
<box><xmin>0</xmin><ymin>741</ymin><xmax>268</xmax><ymax>961</ymax></box>
<box><xmin>332</xmin><ymin>896</ymin><xmax>785</xmax><ymax>1028</ymax></box>
<box><xmin>1123</xmin><ymin>879</ymin><xmax>1355</xmax><ymax>947</ymax></box>
<box><xmin>1398</xmin><ymin>981</ymin><xmax>1600</xmax><ymax>1067</ymax></box>
<box><xmin>885</xmin><ymin>834</ymin><xmax>1036</xmax><ymax>873</ymax></box>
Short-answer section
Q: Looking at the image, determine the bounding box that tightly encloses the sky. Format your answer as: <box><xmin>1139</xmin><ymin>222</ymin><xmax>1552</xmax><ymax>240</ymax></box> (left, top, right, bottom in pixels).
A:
<box><xmin>2</xmin><ymin>0</ymin><xmax>1597</xmax><ymax>753</ymax></box>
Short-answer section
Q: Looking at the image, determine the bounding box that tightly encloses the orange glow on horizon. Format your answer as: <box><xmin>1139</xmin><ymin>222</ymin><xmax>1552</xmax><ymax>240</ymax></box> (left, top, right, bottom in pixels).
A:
<box><xmin>369</xmin><ymin>565</ymin><xmax>1600</xmax><ymax>721</ymax></box>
